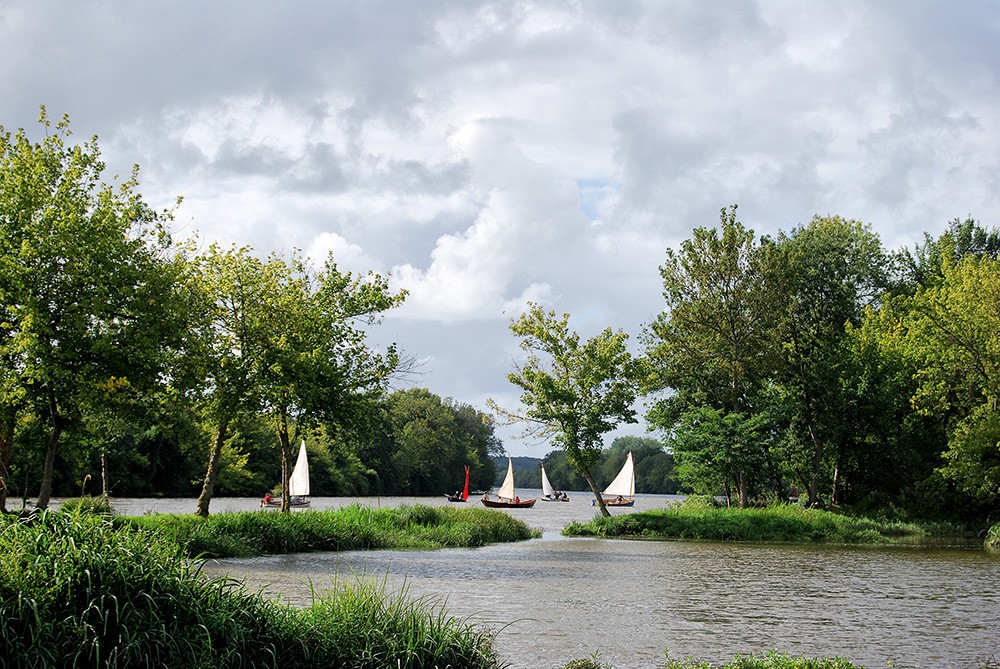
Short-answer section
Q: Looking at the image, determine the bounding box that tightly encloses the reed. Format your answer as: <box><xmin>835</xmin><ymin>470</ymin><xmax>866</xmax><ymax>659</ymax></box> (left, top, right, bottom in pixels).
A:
<box><xmin>116</xmin><ymin>503</ymin><xmax>539</xmax><ymax>558</ymax></box>
<box><xmin>563</xmin><ymin>502</ymin><xmax>937</xmax><ymax>544</ymax></box>
<box><xmin>0</xmin><ymin>511</ymin><xmax>502</xmax><ymax>669</ymax></box>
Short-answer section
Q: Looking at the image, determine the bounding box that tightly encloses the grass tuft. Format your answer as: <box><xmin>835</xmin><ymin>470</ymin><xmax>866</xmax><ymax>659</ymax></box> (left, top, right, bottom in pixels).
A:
<box><xmin>0</xmin><ymin>510</ymin><xmax>502</xmax><ymax>668</ymax></box>
<box><xmin>563</xmin><ymin>502</ymin><xmax>961</xmax><ymax>545</ymax></box>
<box><xmin>114</xmin><ymin>503</ymin><xmax>539</xmax><ymax>558</ymax></box>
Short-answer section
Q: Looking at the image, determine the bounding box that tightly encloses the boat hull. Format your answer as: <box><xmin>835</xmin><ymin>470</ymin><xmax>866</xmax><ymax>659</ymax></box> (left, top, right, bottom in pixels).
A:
<box><xmin>541</xmin><ymin>495</ymin><xmax>570</xmax><ymax>502</ymax></box>
<box><xmin>261</xmin><ymin>498</ymin><xmax>311</xmax><ymax>508</ymax></box>
<box><xmin>594</xmin><ymin>497</ymin><xmax>635</xmax><ymax>507</ymax></box>
<box><xmin>481</xmin><ymin>497</ymin><xmax>536</xmax><ymax>508</ymax></box>
<box><xmin>445</xmin><ymin>495</ymin><xmax>467</xmax><ymax>502</ymax></box>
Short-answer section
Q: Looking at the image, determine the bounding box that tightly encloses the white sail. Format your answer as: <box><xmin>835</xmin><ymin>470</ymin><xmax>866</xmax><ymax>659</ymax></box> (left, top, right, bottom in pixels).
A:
<box><xmin>541</xmin><ymin>464</ymin><xmax>555</xmax><ymax>497</ymax></box>
<box><xmin>497</xmin><ymin>457</ymin><xmax>516</xmax><ymax>500</ymax></box>
<box><xmin>289</xmin><ymin>439</ymin><xmax>310</xmax><ymax>497</ymax></box>
<box><xmin>602</xmin><ymin>451</ymin><xmax>634</xmax><ymax>498</ymax></box>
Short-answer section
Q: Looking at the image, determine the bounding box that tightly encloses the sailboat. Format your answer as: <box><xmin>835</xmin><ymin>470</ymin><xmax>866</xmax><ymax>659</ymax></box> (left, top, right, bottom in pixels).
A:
<box><xmin>481</xmin><ymin>457</ymin><xmax>536</xmax><ymax>508</ymax></box>
<box><xmin>446</xmin><ymin>465</ymin><xmax>470</xmax><ymax>502</ymax></box>
<box><xmin>261</xmin><ymin>439</ymin><xmax>311</xmax><ymax>507</ymax></box>
<box><xmin>595</xmin><ymin>451</ymin><xmax>635</xmax><ymax>507</ymax></box>
<box><xmin>540</xmin><ymin>463</ymin><xmax>569</xmax><ymax>502</ymax></box>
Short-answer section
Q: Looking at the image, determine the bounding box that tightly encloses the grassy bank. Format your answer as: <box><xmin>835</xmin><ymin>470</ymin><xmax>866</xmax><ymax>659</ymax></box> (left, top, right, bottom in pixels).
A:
<box><xmin>0</xmin><ymin>510</ymin><xmax>501</xmax><ymax>669</ymax></box>
<box><xmin>563</xmin><ymin>500</ymin><xmax>959</xmax><ymax>544</ymax></box>
<box><xmin>561</xmin><ymin>651</ymin><xmax>864</xmax><ymax>669</ymax></box>
<box><xmin>115</xmin><ymin>503</ymin><xmax>539</xmax><ymax>558</ymax></box>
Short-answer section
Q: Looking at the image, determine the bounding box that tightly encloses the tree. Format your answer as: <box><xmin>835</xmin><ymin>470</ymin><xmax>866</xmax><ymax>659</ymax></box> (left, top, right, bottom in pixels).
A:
<box><xmin>767</xmin><ymin>215</ymin><xmax>889</xmax><ymax>506</ymax></box>
<box><xmin>644</xmin><ymin>206</ymin><xmax>780</xmax><ymax>506</ymax></box>
<box><xmin>491</xmin><ymin>304</ymin><xmax>645</xmax><ymax>516</ymax></box>
<box><xmin>188</xmin><ymin>245</ymin><xmax>404</xmax><ymax>515</ymax></box>
<box><xmin>898</xmin><ymin>254</ymin><xmax>1000</xmax><ymax>507</ymax></box>
<box><xmin>0</xmin><ymin>109</ymin><xmax>181</xmax><ymax>509</ymax></box>
<box><xmin>900</xmin><ymin>217</ymin><xmax>1000</xmax><ymax>289</ymax></box>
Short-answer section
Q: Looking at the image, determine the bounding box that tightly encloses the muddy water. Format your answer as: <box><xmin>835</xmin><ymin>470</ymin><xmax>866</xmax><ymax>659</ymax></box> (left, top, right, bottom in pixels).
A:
<box><xmin>107</xmin><ymin>494</ymin><xmax>1000</xmax><ymax>669</ymax></box>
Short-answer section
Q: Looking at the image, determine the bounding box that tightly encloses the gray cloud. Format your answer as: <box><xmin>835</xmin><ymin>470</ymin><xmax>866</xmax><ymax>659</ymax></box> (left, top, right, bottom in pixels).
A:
<box><xmin>3</xmin><ymin>0</ymin><xmax>1000</xmax><ymax>454</ymax></box>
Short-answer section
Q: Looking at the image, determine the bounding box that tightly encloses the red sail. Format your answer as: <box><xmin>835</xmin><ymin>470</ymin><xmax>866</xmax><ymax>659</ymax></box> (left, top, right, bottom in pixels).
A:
<box><xmin>462</xmin><ymin>465</ymin><xmax>470</xmax><ymax>500</ymax></box>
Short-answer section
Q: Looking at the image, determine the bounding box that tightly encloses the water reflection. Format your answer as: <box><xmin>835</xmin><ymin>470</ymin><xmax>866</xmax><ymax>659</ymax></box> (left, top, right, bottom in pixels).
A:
<box><xmin>101</xmin><ymin>495</ymin><xmax>1000</xmax><ymax>669</ymax></box>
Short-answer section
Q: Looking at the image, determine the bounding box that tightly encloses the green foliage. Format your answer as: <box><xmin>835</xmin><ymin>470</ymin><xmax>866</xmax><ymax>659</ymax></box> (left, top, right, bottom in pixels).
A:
<box><xmin>0</xmin><ymin>109</ymin><xmax>184</xmax><ymax>509</ymax></box>
<box><xmin>0</xmin><ymin>511</ymin><xmax>502</xmax><ymax>668</ymax></box>
<box><xmin>663</xmin><ymin>650</ymin><xmax>861</xmax><ymax>669</ymax></box>
<box><xmin>492</xmin><ymin>303</ymin><xmax>645</xmax><ymax>513</ymax></box>
<box><xmin>563</xmin><ymin>504</ymin><xmax>935</xmax><ymax>544</ymax></box>
<box><xmin>118</xmin><ymin>504</ymin><xmax>538</xmax><ymax>558</ymax></box>
<box><xmin>986</xmin><ymin>523</ymin><xmax>1000</xmax><ymax>551</ymax></box>
<box><xmin>385</xmin><ymin>388</ymin><xmax>498</xmax><ymax>495</ymax></box>
<box><xmin>561</xmin><ymin>652</ymin><xmax>613</xmax><ymax>669</ymax></box>
<box><xmin>57</xmin><ymin>494</ymin><xmax>113</xmax><ymax>517</ymax></box>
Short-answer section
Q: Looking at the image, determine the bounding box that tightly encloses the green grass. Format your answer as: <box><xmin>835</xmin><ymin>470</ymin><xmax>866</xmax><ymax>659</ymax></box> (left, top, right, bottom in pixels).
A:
<box><xmin>661</xmin><ymin>650</ymin><xmax>861</xmax><ymax>668</ymax></box>
<box><xmin>986</xmin><ymin>522</ymin><xmax>1000</xmax><ymax>550</ymax></box>
<box><xmin>0</xmin><ymin>510</ymin><xmax>502</xmax><ymax>669</ymax></box>
<box><xmin>115</xmin><ymin>503</ymin><xmax>540</xmax><ymax>558</ymax></box>
<box><xmin>563</xmin><ymin>501</ymin><xmax>946</xmax><ymax>544</ymax></box>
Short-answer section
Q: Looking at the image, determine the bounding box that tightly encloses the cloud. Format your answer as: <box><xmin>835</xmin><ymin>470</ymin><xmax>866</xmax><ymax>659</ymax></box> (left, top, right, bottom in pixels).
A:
<box><xmin>4</xmin><ymin>1</ymin><xmax>1000</xmax><ymax>453</ymax></box>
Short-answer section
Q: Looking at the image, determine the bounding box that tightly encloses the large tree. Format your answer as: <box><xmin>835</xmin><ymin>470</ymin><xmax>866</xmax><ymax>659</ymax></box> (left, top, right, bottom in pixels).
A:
<box><xmin>491</xmin><ymin>304</ymin><xmax>645</xmax><ymax>516</ymax></box>
<box><xmin>190</xmin><ymin>245</ymin><xmax>404</xmax><ymax>515</ymax></box>
<box><xmin>898</xmin><ymin>253</ymin><xmax>1000</xmax><ymax>508</ymax></box>
<box><xmin>767</xmin><ymin>215</ymin><xmax>889</xmax><ymax>506</ymax></box>
<box><xmin>644</xmin><ymin>206</ymin><xmax>780</xmax><ymax>506</ymax></box>
<box><xmin>0</xmin><ymin>109</ymin><xmax>181</xmax><ymax>510</ymax></box>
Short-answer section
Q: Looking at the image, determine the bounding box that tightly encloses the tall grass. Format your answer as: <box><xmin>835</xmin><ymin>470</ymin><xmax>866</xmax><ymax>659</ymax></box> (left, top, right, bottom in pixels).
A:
<box><xmin>116</xmin><ymin>503</ymin><xmax>539</xmax><ymax>558</ymax></box>
<box><xmin>986</xmin><ymin>522</ymin><xmax>1000</xmax><ymax>550</ymax></box>
<box><xmin>0</xmin><ymin>510</ymin><xmax>502</xmax><ymax>668</ymax></box>
<box><xmin>563</xmin><ymin>501</ymin><xmax>940</xmax><ymax>544</ymax></box>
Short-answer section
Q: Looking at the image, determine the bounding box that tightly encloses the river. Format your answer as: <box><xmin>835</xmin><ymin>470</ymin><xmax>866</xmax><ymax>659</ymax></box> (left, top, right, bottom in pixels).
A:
<box><xmin>102</xmin><ymin>493</ymin><xmax>1000</xmax><ymax>669</ymax></box>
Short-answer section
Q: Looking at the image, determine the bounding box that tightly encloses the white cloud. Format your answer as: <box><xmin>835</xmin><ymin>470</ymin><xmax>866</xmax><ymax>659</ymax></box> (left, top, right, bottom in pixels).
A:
<box><xmin>4</xmin><ymin>0</ymin><xmax>1000</xmax><ymax>453</ymax></box>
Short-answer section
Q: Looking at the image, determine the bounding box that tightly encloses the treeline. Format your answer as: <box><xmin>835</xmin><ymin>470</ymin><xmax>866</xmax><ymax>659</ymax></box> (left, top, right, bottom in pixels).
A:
<box><xmin>646</xmin><ymin>206</ymin><xmax>1000</xmax><ymax>522</ymax></box>
<box><xmin>5</xmin><ymin>386</ymin><xmax>503</xmax><ymax>502</ymax></box>
<box><xmin>0</xmin><ymin>111</ymin><xmax>507</xmax><ymax>513</ymax></box>
<box><xmin>3</xmin><ymin>112</ymin><xmax>998</xmax><ymax>524</ymax></box>
<box><xmin>511</xmin><ymin>437</ymin><xmax>683</xmax><ymax>495</ymax></box>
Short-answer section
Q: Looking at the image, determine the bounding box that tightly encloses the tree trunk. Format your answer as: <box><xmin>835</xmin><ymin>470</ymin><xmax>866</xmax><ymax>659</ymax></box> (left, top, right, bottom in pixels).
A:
<box><xmin>277</xmin><ymin>410</ymin><xmax>292</xmax><ymax>514</ymax></box>
<box><xmin>36</xmin><ymin>391</ymin><xmax>64</xmax><ymax>510</ymax></box>
<box><xmin>831</xmin><ymin>456</ymin><xmax>842</xmax><ymax>507</ymax></box>
<box><xmin>737</xmin><ymin>470</ymin><xmax>748</xmax><ymax>508</ymax></box>
<box><xmin>101</xmin><ymin>451</ymin><xmax>109</xmax><ymax>497</ymax></box>
<box><xmin>0</xmin><ymin>405</ymin><xmax>14</xmax><ymax>513</ymax></box>
<box><xmin>583</xmin><ymin>470</ymin><xmax>610</xmax><ymax>517</ymax></box>
<box><xmin>195</xmin><ymin>417</ymin><xmax>230</xmax><ymax>517</ymax></box>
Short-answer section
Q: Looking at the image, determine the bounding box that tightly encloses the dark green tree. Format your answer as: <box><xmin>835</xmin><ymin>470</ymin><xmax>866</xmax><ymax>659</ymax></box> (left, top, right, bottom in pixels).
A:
<box><xmin>645</xmin><ymin>206</ymin><xmax>780</xmax><ymax>506</ymax></box>
<box><xmin>0</xmin><ymin>109</ymin><xmax>182</xmax><ymax>509</ymax></box>
<box><xmin>767</xmin><ymin>215</ymin><xmax>889</xmax><ymax>506</ymax></box>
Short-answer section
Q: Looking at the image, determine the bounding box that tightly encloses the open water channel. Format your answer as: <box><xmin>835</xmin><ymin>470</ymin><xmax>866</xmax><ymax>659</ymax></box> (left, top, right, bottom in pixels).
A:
<box><xmin>104</xmin><ymin>494</ymin><xmax>1000</xmax><ymax>669</ymax></box>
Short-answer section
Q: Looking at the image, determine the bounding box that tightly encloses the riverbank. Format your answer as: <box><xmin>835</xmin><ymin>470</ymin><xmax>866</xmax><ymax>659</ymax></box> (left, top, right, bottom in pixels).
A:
<box><xmin>0</xmin><ymin>510</ymin><xmax>503</xmax><ymax>668</ymax></box>
<box><xmin>563</xmin><ymin>499</ymin><xmax>970</xmax><ymax>545</ymax></box>
<box><xmin>113</xmin><ymin>502</ymin><xmax>539</xmax><ymax>558</ymax></box>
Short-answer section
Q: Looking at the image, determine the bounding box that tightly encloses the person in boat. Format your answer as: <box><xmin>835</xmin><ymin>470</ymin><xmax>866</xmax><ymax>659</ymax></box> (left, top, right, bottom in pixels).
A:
<box><xmin>615</xmin><ymin>495</ymin><xmax>624</xmax><ymax>503</ymax></box>
<box><xmin>515</xmin><ymin>496</ymin><xmax>520</xmax><ymax>503</ymax></box>
<box><xmin>262</xmin><ymin>492</ymin><xmax>272</xmax><ymax>506</ymax></box>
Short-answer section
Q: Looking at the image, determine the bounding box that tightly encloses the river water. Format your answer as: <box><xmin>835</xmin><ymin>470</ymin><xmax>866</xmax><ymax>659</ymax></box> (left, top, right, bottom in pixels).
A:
<box><xmin>102</xmin><ymin>493</ymin><xmax>1000</xmax><ymax>669</ymax></box>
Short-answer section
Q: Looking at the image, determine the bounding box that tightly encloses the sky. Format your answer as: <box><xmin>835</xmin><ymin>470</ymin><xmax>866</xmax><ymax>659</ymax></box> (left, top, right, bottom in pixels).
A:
<box><xmin>3</xmin><ymin>1</ymin><xmax>999</xmax><ymax>456</ymax></box>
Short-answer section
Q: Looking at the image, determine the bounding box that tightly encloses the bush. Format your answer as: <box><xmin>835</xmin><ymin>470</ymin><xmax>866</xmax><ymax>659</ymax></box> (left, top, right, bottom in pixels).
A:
<box><xmin>0</xmin><ymin>511</ymin><xmax>502</xmax><ymax>668</ymax></box>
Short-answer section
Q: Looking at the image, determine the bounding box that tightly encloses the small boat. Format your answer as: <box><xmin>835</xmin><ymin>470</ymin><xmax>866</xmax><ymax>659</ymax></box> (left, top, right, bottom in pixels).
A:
<box><xmin>446</xmin><ymin>465</ymin><xmax>470</xmax><ymax>502</ymax></box>
<box><xmin>261</xmin><ymin>439</ymin><xmax>311</xmax><ymax>507</ymax></box>
<box><xmin>594</xmin><ymin>451</ymin><xmax>635</xmax><ymax>507</ymax></box>
<box><xmin>540</xmin><ymin>463</ymin><xmax>569</xmax><ymax>502</ymax></box>
<box><xmin>481</xmin><ymin>457</ymin><xmax>536</xmax><ymax>508</ymax></box>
